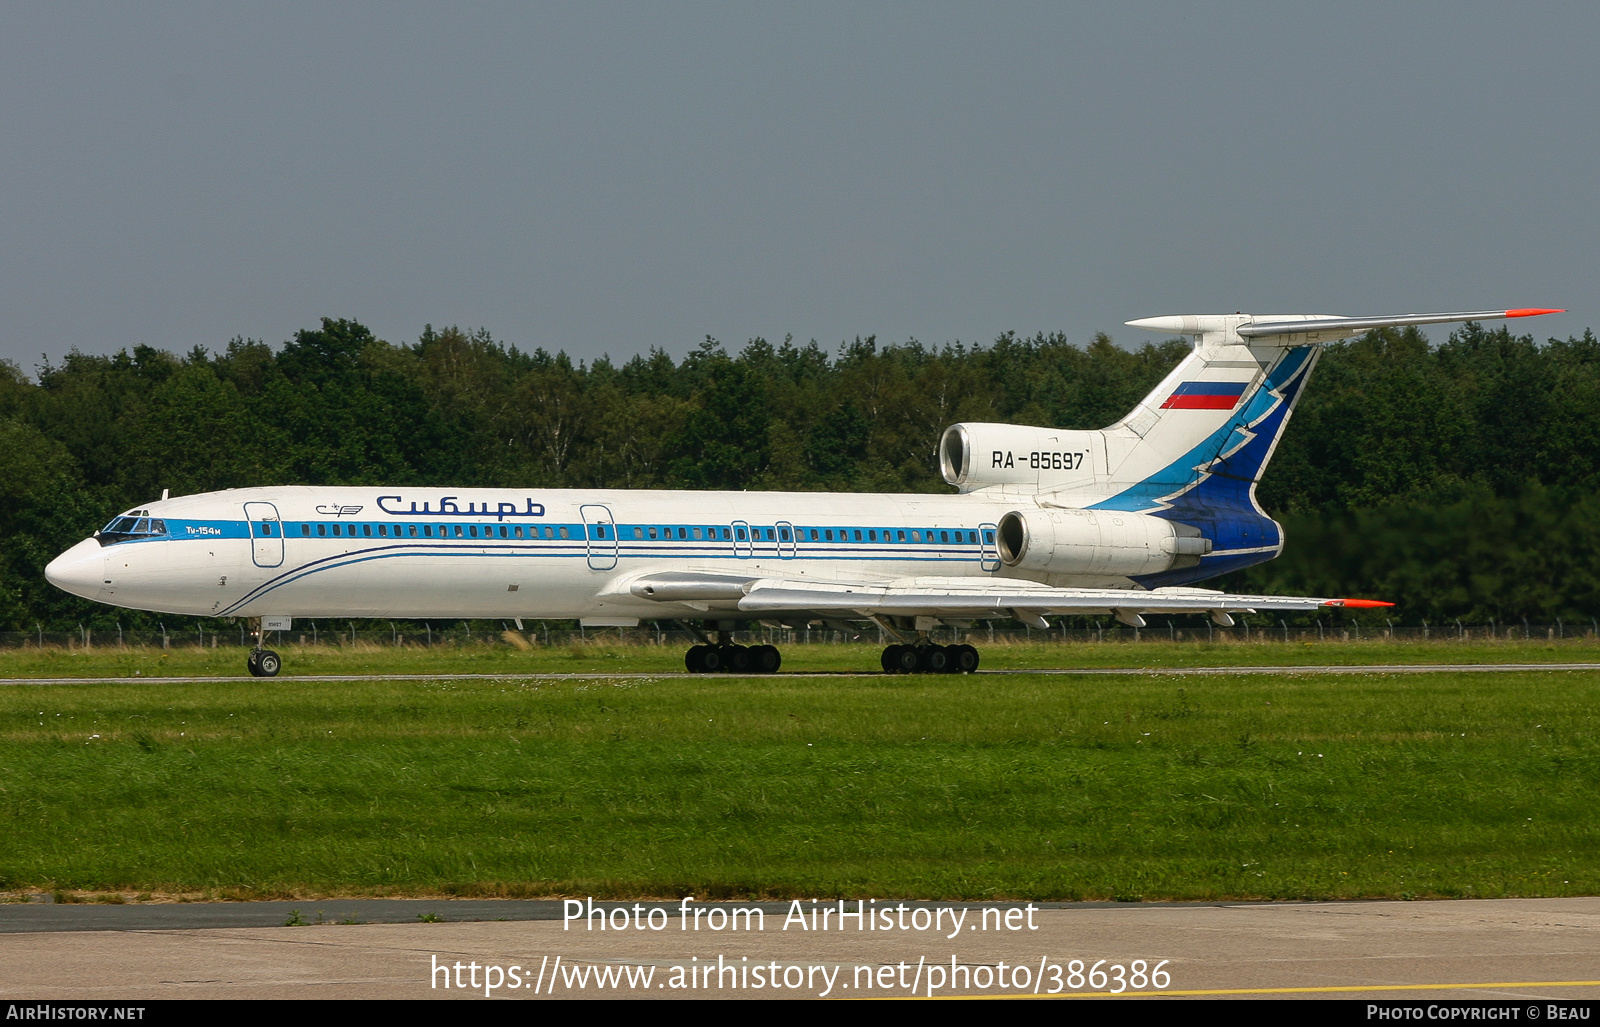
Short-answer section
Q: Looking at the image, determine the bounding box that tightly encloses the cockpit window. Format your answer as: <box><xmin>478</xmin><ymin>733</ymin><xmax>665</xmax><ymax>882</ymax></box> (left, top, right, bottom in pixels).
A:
<box><xmin>98</xmin><ymin>513</ymin><xmax>169</xmax><ymax>546</ymax></box>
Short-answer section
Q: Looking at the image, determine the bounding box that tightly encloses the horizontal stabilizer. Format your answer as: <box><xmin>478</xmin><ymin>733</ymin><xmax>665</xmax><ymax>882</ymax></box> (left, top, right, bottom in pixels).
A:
<box><xmin>1125</xmin><ymin>308</ymin><xmax>1563</xmax><ymax>343</ymax></box>
<box><xmin>1239</xmin><ymin>308</ymin><xmax>1563</xmax><ymax>339</ymax></box>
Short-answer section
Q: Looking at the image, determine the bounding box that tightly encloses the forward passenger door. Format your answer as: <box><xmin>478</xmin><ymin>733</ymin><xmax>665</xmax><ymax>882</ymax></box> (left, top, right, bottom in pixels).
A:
<box><xmin>243</xmin><ymin>502</ymin><xmax>284</xmax><ymax>568</ymax></box>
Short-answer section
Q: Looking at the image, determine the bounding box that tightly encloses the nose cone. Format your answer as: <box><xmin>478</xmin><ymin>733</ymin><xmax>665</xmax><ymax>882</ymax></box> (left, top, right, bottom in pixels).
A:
<box><xmin>45</xmin><ymin>538</ymin><xmax>106</xmax><ymax>602</ymax></box>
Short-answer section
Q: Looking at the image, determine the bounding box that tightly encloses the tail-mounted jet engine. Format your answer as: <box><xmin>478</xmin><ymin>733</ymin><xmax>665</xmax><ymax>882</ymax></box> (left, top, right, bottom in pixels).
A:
<box><xmin>940</xmin><ymin>423</ymin><xmax>1101</xmax><ymax>493</ymax></box>
<box><xmin>996</xmin><ymin>508</ymin><xmax>1211</xmax><ymax>578</ymax></box>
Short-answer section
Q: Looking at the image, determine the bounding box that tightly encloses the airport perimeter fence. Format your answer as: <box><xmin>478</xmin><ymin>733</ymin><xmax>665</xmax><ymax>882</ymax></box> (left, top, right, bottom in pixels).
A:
<box><xmin>3</xmin><ymin>618</ymin><xmax>1599</xmax><ymax>651</ymax></box>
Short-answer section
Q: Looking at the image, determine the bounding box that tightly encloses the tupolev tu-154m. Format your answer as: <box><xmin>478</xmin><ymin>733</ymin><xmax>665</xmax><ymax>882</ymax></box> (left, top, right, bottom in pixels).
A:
<box><xmin>45</xmin><ymin>307</ymin><xmax>1561</xmax><ymax>677</ymax></box>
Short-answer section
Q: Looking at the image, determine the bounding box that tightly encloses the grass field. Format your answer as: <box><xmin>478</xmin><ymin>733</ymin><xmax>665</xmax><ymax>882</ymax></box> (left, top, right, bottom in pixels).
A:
<box><xmin>3</xmin><ymin>643</ymin><xmax>1598</xmax><ymax>902</ymax></box>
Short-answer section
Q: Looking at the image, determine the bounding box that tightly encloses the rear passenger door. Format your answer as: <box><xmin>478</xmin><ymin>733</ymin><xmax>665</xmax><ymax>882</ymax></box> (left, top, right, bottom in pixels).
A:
<box><xmin>580</xmin><ymin>504</ymin><xmax>618</xmax><ymax>570</ymax></box>
<box><xmin>978</xmin><ymin>521</ymin><xmax>1001</xmax><ymax>572</ymax></box>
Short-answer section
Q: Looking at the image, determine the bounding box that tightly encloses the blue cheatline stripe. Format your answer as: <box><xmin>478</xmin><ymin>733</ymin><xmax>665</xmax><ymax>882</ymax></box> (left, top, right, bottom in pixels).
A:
<box><xmin>176</xmin><ymin>519</ymin><xmax>991</xmax><ymax>550</ymax></box>
<box><xmin>169</xmin><ymin>520</ymin><xmax>253</xmax><ymax>540</ymax></box>
<box><xmin>217</xmin><ymin>544</ymin><xmax>988</xmax><ymax>616</ymax></box>
<box><xmin>205</xmin><ymin>517</ymin><xmax>990</xmax><ymax>546</ymax></box>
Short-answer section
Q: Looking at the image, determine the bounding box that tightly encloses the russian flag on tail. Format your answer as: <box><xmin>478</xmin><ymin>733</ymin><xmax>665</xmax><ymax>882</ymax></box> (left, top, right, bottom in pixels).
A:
<box><xmin>1160</xmin><ymin>381</ymin><xmax>1248</xmax><ymax>410</ymax></box>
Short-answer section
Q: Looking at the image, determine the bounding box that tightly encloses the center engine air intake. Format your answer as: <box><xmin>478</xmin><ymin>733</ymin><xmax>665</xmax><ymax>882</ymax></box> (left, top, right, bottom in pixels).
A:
<box><xmin>939</xmin><ymin>423</ymin><xmax>1101</xmax><ymax>492</ymax></box>
<box><xmin>996</xmin><ymin>508</ymin><xmax>1211</xmax><ymax>577</ymax></box>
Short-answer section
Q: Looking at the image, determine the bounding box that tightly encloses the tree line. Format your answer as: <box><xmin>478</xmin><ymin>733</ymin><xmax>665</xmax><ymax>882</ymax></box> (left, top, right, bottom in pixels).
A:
<box><xmin>1</xmin><ymin>317</ymin><xmax>1594</xmax><ymax>629</ymax></box>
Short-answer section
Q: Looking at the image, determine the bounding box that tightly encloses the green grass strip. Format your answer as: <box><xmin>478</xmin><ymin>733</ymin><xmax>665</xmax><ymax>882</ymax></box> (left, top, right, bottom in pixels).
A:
<box><xmin>2</xmin><ymin>666</ymin><xmax>1597</xmax><ymax>900</ymax></box>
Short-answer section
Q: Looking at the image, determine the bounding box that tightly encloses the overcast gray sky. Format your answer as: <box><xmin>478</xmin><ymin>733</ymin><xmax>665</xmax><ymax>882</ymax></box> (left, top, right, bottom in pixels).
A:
<box><xmin>2</xmin><ymin>1</ymin><xmax>1594</xmax><ymax>369</ymax></box>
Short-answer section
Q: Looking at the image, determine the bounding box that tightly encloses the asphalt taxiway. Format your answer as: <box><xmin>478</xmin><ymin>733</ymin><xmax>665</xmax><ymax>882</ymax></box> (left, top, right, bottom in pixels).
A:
<box><xmin>4</xmin><ymin>662</ymin><xmax>1600</xmax><ymax>687</ymax></box>
<box><xmin>3</xmin><ymin>898</ymin><xmax>1600</xmax><ymax>1000</ymax></box>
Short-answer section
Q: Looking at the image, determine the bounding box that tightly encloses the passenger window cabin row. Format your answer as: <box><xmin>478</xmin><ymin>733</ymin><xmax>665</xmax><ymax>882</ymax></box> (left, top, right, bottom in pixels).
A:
<box><xmin>105</xmin><ymin>510</ymin><xmax>1000</xmax><ymax>549</ymax></box>
<box><xmin>276</xmin><ymin>522</ymin><xmax>997</xmax><ymax>546</ymax></box>
<box><xmin>291</xmin><ymin>522</ymin><xmax>572</xmax><ymax>539</ymax></box>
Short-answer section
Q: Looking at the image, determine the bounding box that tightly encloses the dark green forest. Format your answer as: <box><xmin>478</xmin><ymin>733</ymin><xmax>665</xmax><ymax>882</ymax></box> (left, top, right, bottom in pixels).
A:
<box><xmin>1</xmin><ymin>317</ymin><xmax>1596</xmax><ymax>630</ymax></box>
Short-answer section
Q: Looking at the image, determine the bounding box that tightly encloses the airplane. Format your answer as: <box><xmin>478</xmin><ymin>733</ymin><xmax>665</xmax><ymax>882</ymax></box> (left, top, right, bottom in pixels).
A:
<box><xmin>44</xmin><ymin>307</ymin><xmax>1562</xmax><ymax>677</ymax></box>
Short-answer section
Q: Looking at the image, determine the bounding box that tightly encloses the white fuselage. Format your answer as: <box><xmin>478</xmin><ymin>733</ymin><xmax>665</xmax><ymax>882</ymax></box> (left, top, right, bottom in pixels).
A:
<box><xmin>46</xmin><ymin>306</ymin><xmax>1554</xmax><ymax>634</ymax></box>
<box><xmin>47</xmin><ymin>485</ymin><xmax>1169</xmax><ymax>623</ymax></box>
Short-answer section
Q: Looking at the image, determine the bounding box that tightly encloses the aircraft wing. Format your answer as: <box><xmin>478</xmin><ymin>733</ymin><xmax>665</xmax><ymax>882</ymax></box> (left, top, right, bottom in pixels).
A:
<box><xmin>620</xmin><ymin>571</ymin><xmax>1387</xmax><ymax>622</ymax></box>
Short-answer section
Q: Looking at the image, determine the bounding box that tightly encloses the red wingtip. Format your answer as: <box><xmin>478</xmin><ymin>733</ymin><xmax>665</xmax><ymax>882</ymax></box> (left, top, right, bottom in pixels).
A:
<box><xmin>1323</xmin><ymin>599</ymin><xmax>1395</xmax><ymax>608</ymax></box>
<box><xmin>1504</xmin><ymin>308</ymin><xmax>1565</xmax><ymax>318</ymax></box>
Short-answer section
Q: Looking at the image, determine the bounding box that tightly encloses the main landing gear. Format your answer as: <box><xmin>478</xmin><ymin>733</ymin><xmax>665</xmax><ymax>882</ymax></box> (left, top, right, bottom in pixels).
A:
<box><xmin>685</xmin><ymin>642</ymin><xmax>782</xmax><ymax>674</ymax></box>
<box><xmin>880</xmin><ymin>643</ymin><xmax>980</xmax><ymax>674</ymax></box>
<box><xmin>676</xmin><ymin>622</ymin><xmax>979</xmax><ymax>675</ymax></box>
<box><xmin>682</xmin><ymin>623</ymin><xmax>782</xmax><ymax>673</ymax></box>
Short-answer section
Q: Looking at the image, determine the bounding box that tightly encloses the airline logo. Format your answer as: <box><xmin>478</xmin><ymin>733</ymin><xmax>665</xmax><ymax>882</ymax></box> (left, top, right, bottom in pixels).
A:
<box><xmin>1160</xmin><ymin>382</ymin><xmax>1248</xmax><ymax>410</ymax></box>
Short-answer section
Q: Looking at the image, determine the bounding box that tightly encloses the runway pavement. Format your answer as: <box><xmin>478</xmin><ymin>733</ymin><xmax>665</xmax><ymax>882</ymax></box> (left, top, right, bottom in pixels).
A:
<box><xmin>5</xmin><ymin>663</ymin><xmax>1600</xmax><ymax>686</ymax></box>
<box><xmin>3</xmin><ymin>898</ymin><xmax>1600</xmax><ymax>1000</ymax></box>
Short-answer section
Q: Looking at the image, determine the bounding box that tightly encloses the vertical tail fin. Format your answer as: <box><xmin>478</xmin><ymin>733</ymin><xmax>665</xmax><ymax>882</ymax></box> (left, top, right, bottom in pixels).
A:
<box><xmin>1094</xmin><ymin>315</ymin><xmax>1325</xmax><ymax>515</ymax></box>
<box><xmin>1093</xmin><ymin>307</ymin><xmax>1560</xmax><ymax>584</ymax></box>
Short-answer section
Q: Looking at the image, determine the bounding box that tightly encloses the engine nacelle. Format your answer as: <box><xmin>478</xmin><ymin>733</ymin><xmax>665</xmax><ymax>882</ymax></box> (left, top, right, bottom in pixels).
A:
<box><xmin>995</xmin><ymin>507</ymin><xmax>1211</xmax><ymax>578</ymax></box>
<box><xmin>940</xmin><ymin>423</ymin><xmax>1101</xmax><ymax>493</ymax></box>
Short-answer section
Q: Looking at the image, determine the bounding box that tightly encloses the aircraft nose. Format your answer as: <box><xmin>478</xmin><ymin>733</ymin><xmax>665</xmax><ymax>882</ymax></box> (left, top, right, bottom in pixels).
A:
<box><xmin>45</xmin><ymin>539</ymin><xmax>106</xmax><ymax>602</ymax></box>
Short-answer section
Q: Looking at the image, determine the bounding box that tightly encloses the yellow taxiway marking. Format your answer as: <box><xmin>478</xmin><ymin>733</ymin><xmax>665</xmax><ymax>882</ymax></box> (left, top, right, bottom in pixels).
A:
<box><xmin>931</xmin><ymin>979</ymin><xmax>1600</xmax><ymax>999</ymax></box>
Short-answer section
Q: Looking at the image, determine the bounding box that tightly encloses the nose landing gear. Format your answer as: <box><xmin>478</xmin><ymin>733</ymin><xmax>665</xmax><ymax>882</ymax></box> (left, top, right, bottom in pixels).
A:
<box><xmin>246</xmin><ymin>618</ymin><xmax>282</xmax><ymax>677</ymax></box>
<box><xmin>246</xmin><ymin>648</ymin><xmax>281</xmax><ymax>677</ymax></box>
